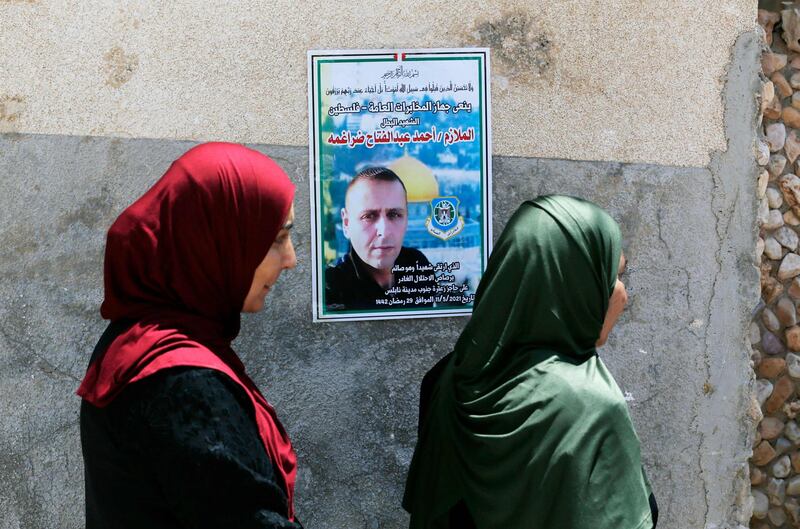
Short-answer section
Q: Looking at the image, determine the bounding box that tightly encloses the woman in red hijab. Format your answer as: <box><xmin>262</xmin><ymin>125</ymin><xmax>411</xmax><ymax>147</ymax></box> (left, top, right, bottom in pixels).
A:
<box><xmin>77</xmin><ymin>142</ymin><xmax>302</xmax><ymax>529</ymax></box>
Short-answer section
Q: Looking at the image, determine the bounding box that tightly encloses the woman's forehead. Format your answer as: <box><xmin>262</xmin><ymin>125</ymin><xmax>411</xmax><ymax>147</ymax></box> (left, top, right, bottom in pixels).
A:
<box><xmin>283</xmin><ymin>204</ymin><xmax>295</xmax><ymax>226</ymax></box>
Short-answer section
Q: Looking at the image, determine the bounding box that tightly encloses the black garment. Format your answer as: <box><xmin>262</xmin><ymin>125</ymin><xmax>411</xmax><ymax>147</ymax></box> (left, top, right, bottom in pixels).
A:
<box><xmin>325</xmin><ymin>246</ymin><xmax>436</xmax><ymax>311</ymax></box>
<box><xmin>415</xmin><ymin>353</ymin><xmax>659</xmax><ymax>529</ymax></box>
<box><xmin>81</xmin><ymin>365</ymin><xmax>301</xmax><ymax>529</ymax></box>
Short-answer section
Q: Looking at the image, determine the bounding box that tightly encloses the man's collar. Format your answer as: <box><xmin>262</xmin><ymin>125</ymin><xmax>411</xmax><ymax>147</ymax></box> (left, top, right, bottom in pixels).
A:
<box><xmin>346</xmin><ymin>245</ymin><xmax>369</xmax><ymax>282</ymax></box>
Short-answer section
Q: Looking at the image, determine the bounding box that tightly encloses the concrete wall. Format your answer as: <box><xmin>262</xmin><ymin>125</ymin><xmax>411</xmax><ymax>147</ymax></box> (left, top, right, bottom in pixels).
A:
<box><xmin>1</xmin><ymin>1</ymin><xmax>753</xmax><ymax>166</ymax></box>
<box><xmin>0</xmin><ymin>2</ymin><xmax>761</xmax><ymax>529</ymax></box>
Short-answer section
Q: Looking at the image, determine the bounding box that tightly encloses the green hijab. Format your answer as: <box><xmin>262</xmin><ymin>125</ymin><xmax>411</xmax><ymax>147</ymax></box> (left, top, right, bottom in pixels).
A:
<box><xmin>403</xmin><ymin>196</ymin><xmax>653</xmax><ymax>529</ymax></box>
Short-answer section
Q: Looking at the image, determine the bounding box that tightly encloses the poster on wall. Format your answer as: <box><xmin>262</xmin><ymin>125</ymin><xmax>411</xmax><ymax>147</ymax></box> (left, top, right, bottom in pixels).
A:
<box><xmin>308</xmin><ymin>48</ymin><xmax>492</xmax><ymax>322</ymax></box>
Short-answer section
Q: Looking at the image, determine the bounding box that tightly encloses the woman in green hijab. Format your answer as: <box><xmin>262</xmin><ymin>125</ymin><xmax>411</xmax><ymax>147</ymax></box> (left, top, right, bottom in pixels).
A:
<box><xmin>403</xmin><ymin>195</ymin><xmax>656</xmax><ymax>529</ymax></box>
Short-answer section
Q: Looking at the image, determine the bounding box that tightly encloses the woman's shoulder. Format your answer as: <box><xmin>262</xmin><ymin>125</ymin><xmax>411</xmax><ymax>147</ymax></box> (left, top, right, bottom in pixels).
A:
<box><xmin>114</xmin><ymin>367</ymin><xmax>269</xmax><ymax>464</ymax></box>
<box><xmin>117</xmin><ymin>367</ymin><xmax>252</xmax><ymax>421</ymax></box>
<box><xmin>530</xmin><ymin>353</ymin><xmax>628</xmax><ymax>411</ymax></box>
<box><xmin>138</xmin><ymin>366</ymin><xmax>240</xmax><ymax>390</ymax></box>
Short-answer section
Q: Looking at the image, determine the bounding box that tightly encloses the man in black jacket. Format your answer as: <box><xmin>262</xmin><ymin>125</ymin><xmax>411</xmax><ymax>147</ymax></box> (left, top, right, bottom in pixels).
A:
<box><xmin>325</xmin><ymin>167</ymin><xmax>435</xmax><ymax>311</ymax></box>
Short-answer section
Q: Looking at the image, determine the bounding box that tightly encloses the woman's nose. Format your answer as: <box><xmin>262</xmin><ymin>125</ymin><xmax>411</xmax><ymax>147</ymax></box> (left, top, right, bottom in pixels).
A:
<box><xmin>284</xmin><ymin>239</ymin><xmax>297</xmax><ymax>269</ymax></box>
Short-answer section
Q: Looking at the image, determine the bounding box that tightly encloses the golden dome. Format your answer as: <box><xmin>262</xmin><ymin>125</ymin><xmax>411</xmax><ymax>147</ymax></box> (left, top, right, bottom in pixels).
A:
<box><xmin>388</xmin><ymin>155</ymin><xmax>439</xmax><ymax>202</ymax></box>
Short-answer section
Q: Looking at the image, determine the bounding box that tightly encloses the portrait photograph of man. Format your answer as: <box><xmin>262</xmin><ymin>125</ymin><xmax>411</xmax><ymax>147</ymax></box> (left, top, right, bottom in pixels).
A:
<box><xmin>309</xmin><ymin>49</ymin><xmax>491</xmax><ymax>321</ymax></box>
<box><xmin>325</xmin><ymin>167</ymin><xmax>436</xmax><ymax>311</ymax></box>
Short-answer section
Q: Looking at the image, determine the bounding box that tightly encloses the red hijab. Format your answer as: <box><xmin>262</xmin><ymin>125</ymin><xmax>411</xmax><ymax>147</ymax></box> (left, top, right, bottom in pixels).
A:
<box><xmin>77</xmin><ymin>142</ymin><xmax>298</xmax><ymax>519</ymax></box>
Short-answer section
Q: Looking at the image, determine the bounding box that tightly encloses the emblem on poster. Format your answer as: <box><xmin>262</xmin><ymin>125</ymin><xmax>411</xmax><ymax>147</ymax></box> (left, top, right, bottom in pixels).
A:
<box><xmin>426</xmin><ymin>197</ymin><xmax>464</xmax><ymax>240</ymax></box>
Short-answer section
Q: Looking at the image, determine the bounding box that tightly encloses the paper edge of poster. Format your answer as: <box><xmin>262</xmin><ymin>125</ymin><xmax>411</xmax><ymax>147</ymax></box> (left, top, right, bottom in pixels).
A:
<box><xmin>307</xmin><ymin>47</ymin><xmax>491</xmax><ymax>57</ymax></box>
<box><xmin>307</xmin><ymin>50</ymin><xmax>322</xmax><ymax>322</ymax></box>
<box><xmin>318</xmin><ymin>309</ymin><xmax>474</xmax><ymax>323</ymax></box>
<box><xmin>483</xmin><ymin>49</ymin><xmax>493</xmax><ymax>267</ymax></box>
<box><xmin>308</xmin><ymin>48</ymin><xmax>491</xmax><ymax>323</ymax></box>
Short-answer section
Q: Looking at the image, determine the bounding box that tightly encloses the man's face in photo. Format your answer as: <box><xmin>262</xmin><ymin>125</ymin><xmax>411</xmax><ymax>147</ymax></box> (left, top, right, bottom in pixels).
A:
<box><xmin>342</xmin><ymin>178</ymin><xmax>408</xmax><ymax>272</ymax></box>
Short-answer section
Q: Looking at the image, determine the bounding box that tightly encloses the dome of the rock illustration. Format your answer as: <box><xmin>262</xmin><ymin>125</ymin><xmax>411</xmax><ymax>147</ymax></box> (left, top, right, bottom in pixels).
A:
<box><xmin>388</xmin><ymin>155</ymin><xmax>439</xmax><ymax>202</ymax></box>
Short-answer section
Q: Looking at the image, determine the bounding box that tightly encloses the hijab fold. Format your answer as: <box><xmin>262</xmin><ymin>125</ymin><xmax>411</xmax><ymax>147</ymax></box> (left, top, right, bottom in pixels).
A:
<box><xmin>77</xmin><ymin>142</ymin><xmax>299</xmax><ymax>520</ymax></box>
<box><xmin>403</xmin><ymin>195</ymin><xmax>652</xmax><ymax>529</ymax></box>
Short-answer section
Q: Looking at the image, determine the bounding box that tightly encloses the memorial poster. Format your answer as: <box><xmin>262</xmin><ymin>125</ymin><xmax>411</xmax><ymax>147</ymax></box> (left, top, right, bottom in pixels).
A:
<box><xmin>308</xmin><ymin>48</ymin><xmax>492</xmax><ymax>321</ymax></box>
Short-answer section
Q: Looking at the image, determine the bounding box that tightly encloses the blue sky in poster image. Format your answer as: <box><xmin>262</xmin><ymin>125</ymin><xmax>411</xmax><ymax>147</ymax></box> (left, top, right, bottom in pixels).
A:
<box><xmin>321</xmin><ymin>94</ymin><xmax>483</xmax><ymax>210</ymax></box>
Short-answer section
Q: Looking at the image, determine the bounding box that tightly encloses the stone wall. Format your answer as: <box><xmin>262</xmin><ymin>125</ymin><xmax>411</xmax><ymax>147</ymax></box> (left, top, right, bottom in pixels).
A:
<box><xmin>751</xmin><ymin>6</ymin><xmax>800</xmax><ymax>528</ymax></box>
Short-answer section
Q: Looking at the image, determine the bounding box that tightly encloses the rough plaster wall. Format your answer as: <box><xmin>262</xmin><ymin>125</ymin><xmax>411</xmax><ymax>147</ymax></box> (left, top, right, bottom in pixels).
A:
<box><xmin>704</xmin><ymin>29</ymin><xmax>762</xmax><ymax>529</ymax></box>
<box><xmin>0</xmin><ymin>0</ymin><xmax>754</xmax><ymax>167</ymax></box>
<box><xmin>0</xmin><ymin>24</ymin><xmax>759</xmax><ymax>523</ymax></box>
